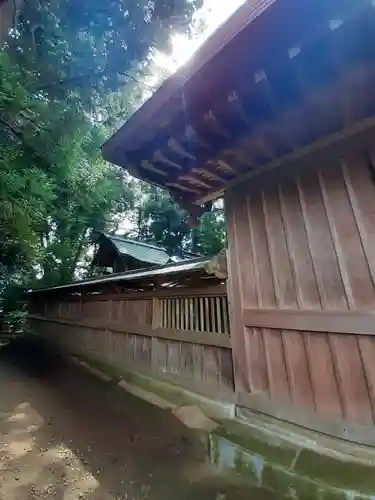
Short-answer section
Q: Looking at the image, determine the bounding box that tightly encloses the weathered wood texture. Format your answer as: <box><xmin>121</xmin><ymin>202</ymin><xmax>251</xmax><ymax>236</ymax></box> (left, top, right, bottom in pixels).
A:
<box><xmin>225</xmin><ymin>149</ymin><xmax>375</xmax><ymax>426</ymax></box>
<box><xmin>28</xmin><ymin>286</ymin><xmax>234</xmax><ymax>395</ymax></box>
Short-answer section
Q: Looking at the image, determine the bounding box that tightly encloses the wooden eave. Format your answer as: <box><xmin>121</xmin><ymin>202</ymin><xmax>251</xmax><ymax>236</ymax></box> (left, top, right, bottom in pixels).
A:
<box><xmin>102</xmin><ymin>0</ymin><xmax>375</xmax><ymax>206</ymax></box>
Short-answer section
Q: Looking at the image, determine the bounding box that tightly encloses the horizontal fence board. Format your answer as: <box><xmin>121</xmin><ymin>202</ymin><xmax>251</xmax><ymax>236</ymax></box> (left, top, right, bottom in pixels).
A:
<box><xmin>244</xmin><ymin>308</ymin><xmax>375</xmax><ymax>335</ymax></box>
<box><xmin>28</xmin><ymin>314</ymin><xmax>231</xmax><ymax>348</ymax></box>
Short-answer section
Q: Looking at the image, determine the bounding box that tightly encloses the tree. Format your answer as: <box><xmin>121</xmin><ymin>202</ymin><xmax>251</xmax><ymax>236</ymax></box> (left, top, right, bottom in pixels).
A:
<box><xmin>7</xmin><ymin>0</ymin><xmax>202</xmax><ymax>110</ymax></box>
<box><xmin>0</xmin><ymin>0</ymin><xmax>203</xmax><ymax>294</ymax></box>
<box><xmin>126</xmin><ymin>184</ymin><xmax>225</xmax><ymax>257</ymax></box>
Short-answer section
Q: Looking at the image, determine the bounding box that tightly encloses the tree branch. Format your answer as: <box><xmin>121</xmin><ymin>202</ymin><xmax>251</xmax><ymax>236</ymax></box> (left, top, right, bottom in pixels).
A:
<box><xmin>0</xmin><ymin>116</ymin><xmax>53</xmax><ymax>170</ymax></box>
<box><xmin>35</xmin><ymin>66</ymin><xmax>153</xmax><ymax>92</ymax></box>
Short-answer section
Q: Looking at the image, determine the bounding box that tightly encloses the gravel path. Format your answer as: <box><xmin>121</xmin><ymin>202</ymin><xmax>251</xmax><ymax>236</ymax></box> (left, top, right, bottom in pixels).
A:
<box><xmin>0</xmin><ymin>340</ymin><xmax>270</xmax><ymax>500</ymax></box>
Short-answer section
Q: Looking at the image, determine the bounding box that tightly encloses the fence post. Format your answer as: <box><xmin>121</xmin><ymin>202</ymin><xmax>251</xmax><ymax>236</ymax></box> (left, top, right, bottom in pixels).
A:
<box><xmin>152</xmin><ymin>298</ymin><xmax>161</xmax><ymax>330</ymax></box>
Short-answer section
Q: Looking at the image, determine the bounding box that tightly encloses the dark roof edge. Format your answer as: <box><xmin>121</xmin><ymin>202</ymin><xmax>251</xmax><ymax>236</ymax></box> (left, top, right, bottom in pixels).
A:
<box><xmin>29</xmin><ymin>257</ymin><xmax>211</xmax><ymax>294</ymax></box>
<box><xmin>101</xmin><ymin>0</ymin><xmax>275</xmax><ymax>159</ymax></box>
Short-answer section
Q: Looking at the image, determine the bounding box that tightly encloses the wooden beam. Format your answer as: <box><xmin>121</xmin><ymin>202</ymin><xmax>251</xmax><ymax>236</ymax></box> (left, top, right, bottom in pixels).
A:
<box><xmin>153</xmin><ymin>150</ymin><xmax>183</xmax><ymax>170</ymax></box>
<box><xmin>195</xmin><ymin>114</ymin><xmax>375</xmax><ymax>205</ymax></box>
<box><xmin>28</xmin><ymin>314</ymin><xmax>232</xmax><ymax>348</ymax></box>
<box><xmin>243</xmin><ymin>307</ymin><xmax>375</xmax><ymax>335</ymax></box>
<box><xmin>177</xmin><ymin>174</ymin><xmax>216</xmax><ymax>190</ymax></box>
<box><xmin>141</xmin><ymin>160</ymin><xmax>168</xmax><ymax>177</ymax></box>
<box><xmin>204</xmin><ymin>110</ymin><xmax>232</xmax><ymax>141</ymax></box>
<box><xmin>165</xmin><ymin>182</ymin><xmax>202</xmax><ymax>195</ymax></box>
<box><xmin>192</xmin><ymin>166</ymin><xmax>227</xmax><ymax>183</ymax></box>
<box><xmin>168</xmin><ymin>138</ymin><xmax>196</xmax><ymax>161</ymax></box>
<box><xmin>185</xmin><ymin>125</ymin><xmax>210</xmax><ymax>149</ymax></box>
<box><xmin>255</xmin><ymin>72</ymin><xmax>297</xmax><ymax>150</ymax></box>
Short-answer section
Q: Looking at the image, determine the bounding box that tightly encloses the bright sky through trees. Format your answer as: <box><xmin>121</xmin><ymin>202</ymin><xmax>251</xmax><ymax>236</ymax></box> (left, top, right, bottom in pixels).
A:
<box><xmin>154</xmin><ymin>0</ymin><xmax>245</xmax><ymax>72</ymax></box>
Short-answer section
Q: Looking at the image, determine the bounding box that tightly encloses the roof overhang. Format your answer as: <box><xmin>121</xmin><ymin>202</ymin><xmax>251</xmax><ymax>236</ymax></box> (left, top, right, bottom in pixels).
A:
<box><xmin>102</xmin><ymin>0</ymin><xmax>375</xmax><ymax>209</ymax></box>
<box><xmin>28</xmin><ymin>257</ymin><xmax>216</xmax><ymax>295</ymax></box>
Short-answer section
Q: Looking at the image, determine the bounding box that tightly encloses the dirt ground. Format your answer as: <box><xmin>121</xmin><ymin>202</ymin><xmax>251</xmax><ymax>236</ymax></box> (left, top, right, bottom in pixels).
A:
<box><xmin>0</xmin><ymin>340</ymin><xmax>268</xmax><ymax>500</ymax></box>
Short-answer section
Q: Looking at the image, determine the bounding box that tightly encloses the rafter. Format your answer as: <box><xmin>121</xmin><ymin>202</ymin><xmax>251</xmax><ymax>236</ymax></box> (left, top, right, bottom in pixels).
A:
<box><xmin>168</xmin><ymin>138</ymin><xmax>196</xmax><ymax>161</ymax></box>
<box><xmin>165</xmin><ymin>182</ymin><xmax>202</xmax><ymax>195</ymax></box>
<box><xmin>192</xmin><ymin>166</ymin><xmax>227</xmax><ymax>183</ymax></box>
<box><xmin>140</xmin><ymin>160</ymin><xmax>168</xmax><ymax>177</ymax></box>
<box><xmin>153</xmin><ymin>150</ymin><xmax>183</xmax><ymax>170</ymax></box>
<box><xmin>185</xmin><ymin>125</ymin><xmax>210</xmax><ymax>149</ymax></box>
<box><xmin>203</xmin><ymin>110</ymin><xmax>232</xmax><ymax>141</ymax></box>
<box><xmin>177</xmin><ymin>174</ymin><xmax>216</xmax><ymax>190</ymax></box>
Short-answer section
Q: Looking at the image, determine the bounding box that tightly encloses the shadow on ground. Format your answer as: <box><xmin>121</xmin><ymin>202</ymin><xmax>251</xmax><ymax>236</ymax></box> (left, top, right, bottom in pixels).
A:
<box><xmin>0</xmin><ymin>337</ymin><xmax>273</xmax><ymax>500</ymax></box>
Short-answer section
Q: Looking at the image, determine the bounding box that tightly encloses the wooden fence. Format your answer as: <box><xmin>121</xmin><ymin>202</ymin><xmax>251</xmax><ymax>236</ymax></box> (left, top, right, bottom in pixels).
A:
<box><xmin>28</xmin><ymin>284</ymin><xmax>234</xmax><ymax>397</ymax></box>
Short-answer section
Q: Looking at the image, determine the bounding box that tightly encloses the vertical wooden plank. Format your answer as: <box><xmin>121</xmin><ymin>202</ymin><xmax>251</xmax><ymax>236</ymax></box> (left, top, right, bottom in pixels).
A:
<box><xmin>176</xmin><ymin>298</ymin><xmax>181</xmax><ymax>330</ymax></box>
<box><xmin>191</xmin><ymin>344</ymin><xmax>203</xmax><ymax>384</ymax></box>
<box><xmin>167</xmin><ymin>340</ymin><xmax>181</xmax><ymax>375</ymax></box>
<box><xmin>189</xmin><ymin>298</ymin><xmax>194</xmax><ymax>331</ymax></box>
<box><xmin>169</xmin><ymin>299</ymin><xmax>172</xmax><ymax>328</ymax></box>
<box><xmin>184</xmin><ymin>298</ymin><xmax>189</xmax><ymax>330</ymax></box>
<box><xmin>194</xmin><ymin>298</ymin><xmax>199</xmax><ymax>331</ymax></box>
<box><xmin>201</xmin><ymin>346</ymin><xmax>220</xmax><ymax>388</ymax></box>
<box><xmin>297</xmin><ymin>169</ymin><xmax>348</xmax><ymax>310</ymax></box>
<box><xmin>247</xmin><ymin>191</ymin><xmax>286</xmax><ymax>398</ymax></box>
<box><xmin>357</xmin><ymin>336</ymin><xmax>375</xmax><ymax>417</ymax></box>
<box><xmin>262</xmin><ymin>186</ymin><xmax>297</xmax><ymax>307</ymax></box>
<box><xmin>162</xmin><ymin>299</ymin><xmax>166</xmax><ymax>328</ymax></box>
<box><xmin>165</xmin><ymin>299</ymin><xmax>169</xmax><ymax>329</ymax></box>
<box><xmin>152</xmin><ymin>298</ymin><xmax>160</xmax><ymax>329</ymax></box>
<box><xmin>317</xmin><ymin>162</ymin><xmax>374</xmax><ymax>423</ymax></box>
<box><xmin>225</xmin><ymin>190</ymin><xmax>251</xmax><ymax>393</ymax></box>
<box><xmin>216</xmin><ymin>297</ymin><xmax>222</xmax><ymax>334</ymax></box>
<box><xmin>172</xmin><ymin>299</ymin><xmax>176</xmax><ymax>330</ymax></box>
<box><xmin>330</xmin><ymin>334</ymin><xmax>373</xmax><ymax>424</ymax></box>
<box><xmin>169</xmin><ymin>299</ymin><xmax>173</xmax><ymax>328</ymax></box>
<box><xmin>262</xmin><ymin>186</ymin><xmax>314</xmax><ymax>405</ymax></box>
<box><xmin>146</xmin><ymin>298</ymin><xmax>153</xmax><ymax>325</ymax></box>
<box><xmin>199</xmin><ymin>297</ymin><xmax>205</xmax><ymax>332</ymax></box>
<box><xmin>126</xmin><ymin>334</ymin><xmax>136</xmax><ymax>366</ymax></box>
<box><xmin>112</xmin><ymin>332</ymin><xmax>126</xmax><ymax>370</ymax></box>
<box><xmin>193</xmin><ymin>297</ymin><xmax>197</xmax><ymax>330</ymax></box>
<box><xmin>304</xmin><ymin>332</ymin><xmax>342</xmax><ymax>419</ymax></box>
<box><xmin>283</xmin><ymin>330</ymin><xmax>315</xmax><ymax>411</ymax></box>
<box><xmin>342</xmin><ymin>153</ymin><xmax>375</xmax><ymax>294</ymax></box>
<box><xmin>204</xmin><ymin>297</ymin><xmax>210</xmax><ymax>332</ymax></box>
<box><xmin>244</xmin><ymin>328</ymin><xmax>269</xmax><ymax>394</ymax></box>
<box><xmin>222</xmin><ymin>296</ymin><xmax>230</xmax><ymax>335</ymax></box>
<box><xmin>121</xmin><ymin>300</ymin><xmax>128</xmax><ymax>323</ymax></box>
<box><xmin>210</xmin><ymin>297</ymin><xmax>216</xmax><ymax>333</ymax></box>
<box><xmin>262</xmin><ymin>328</ymin><xmax>290</xmax><ymax>402</ymax></box>
<box><xmin>180</xmin><ymin>343</ymin><xmax>194</xmax><ymax>380</ymax></box>
<box><xmin>231</xmin><ymin>190</ymin><xmax>258</xmax><ymax>305</ymax></box>
<box><xmin>319</xmin><ymin>163</ymin><xmax>375</xmax><ymax>310</ymax></box>
<box><xmin>134</xmin><ymin>334</ymin><xmax>142</xmax><ymax>366</ymax></box>
<box><xmin>279</xmin><ymin>178</ymin><xmax>340</xmax><ymax>413</ymax></box>
<box><xmin>151</xmin><ymin>338</ymin><xmax>168</xmax><ymax>374</ymax></box>
<box><xmin>111</xmin><ymin>301</ymin><xmax>120</xmax><ymax>323</ymax></box>
<box><xmin>278</xmin><ymin>179</ymin><xmax>321</xmax><ymax>309</ymax></box>
<box><xmin>141</xmin><ymin>336</ymin><xmax>152</xmax><ymax>369</ymax></box>
<box><xmin>218</xmin><ymin>348</ymin><xmax>234</xmax><ymax>392</ymax></box>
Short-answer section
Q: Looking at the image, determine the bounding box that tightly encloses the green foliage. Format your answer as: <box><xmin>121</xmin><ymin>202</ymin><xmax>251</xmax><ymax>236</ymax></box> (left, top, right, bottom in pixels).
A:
<box><xmin>0</xmin><ymin>0</ymin><xmax>224</xmax><ymax>326</ymax></box>
<box><xmin>0</xmin><ymin>0</ymin><xmax>203</xmax><ymax>317</ymax></box>
<box><xmin>128</xmin><ymin>184</ymin><xmax>225</xmax><ymax>257</ymax></box>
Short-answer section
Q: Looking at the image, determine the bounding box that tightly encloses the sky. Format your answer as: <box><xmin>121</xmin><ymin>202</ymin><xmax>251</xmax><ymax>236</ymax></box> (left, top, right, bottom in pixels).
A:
<box><xmin>154</xmin><ymin>0</ymin><xmax>245</xmax><ymax>72</ymax></box>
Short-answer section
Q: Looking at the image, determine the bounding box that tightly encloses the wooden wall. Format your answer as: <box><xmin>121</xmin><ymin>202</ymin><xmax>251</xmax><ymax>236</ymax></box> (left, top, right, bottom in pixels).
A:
<box><xmin>28</xmin><ymin>286</ymin><xmax>234</xmax><ymax>397</ymax></box>
<box><xmin>225</xmin><ymin>148</ymin><xmax>375</xmax><ymax>429</ymax></box>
